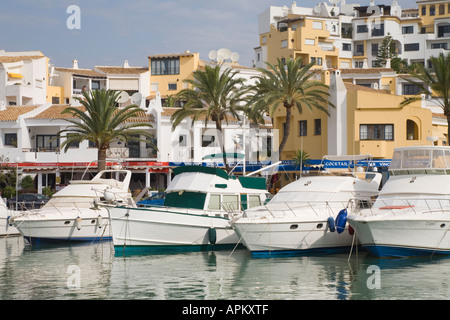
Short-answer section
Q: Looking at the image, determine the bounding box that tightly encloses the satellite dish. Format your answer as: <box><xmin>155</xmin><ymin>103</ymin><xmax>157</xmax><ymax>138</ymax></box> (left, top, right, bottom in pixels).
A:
<box><xmin>329</xmin><ymin>0</ymin><xmax>339</xmax><ymax>4</ymax></box>
<box><xmin>117</xmin><ymin>91</ymin><xmax>129</xmax><ymax>104</ymax></box>
<box><xmin>230</xmin><ymin>52</ymin><xmax>240</xmax><ymax>63</ymax></box>
<box><xmin>217</xmin><ymin>48</ymin><xmax>231</xmax><ymax>61</ymax></box>
<box><xmin>208</xmin><ymin>50</ymin><xmax>217</xmax><ymax>61</ymax></box>
<box><xmin>313</xmin><ymin>5</ymin><xmax>321</xmax><ymax>14</ymax></box>
<box><xmin>131</xmin><ymin>92</ymin><xmax>143</xmax><ymax>107</ymax></box>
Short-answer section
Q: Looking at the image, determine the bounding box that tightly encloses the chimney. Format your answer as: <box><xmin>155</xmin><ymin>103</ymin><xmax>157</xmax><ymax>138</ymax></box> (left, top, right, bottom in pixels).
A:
<box><xmin>385</xmin><ymin>58</ymin><xmax>391</xmax><ymax>69</ymax></box>
<box><xmin>124</xmin><ymin>60</ymin><xmax>129</xmax><ymax>68</ymax></box>
<box><xmin>72</xmin><ymin>59</ymin><xmax>78</xmax><ymax>69</ymax></box>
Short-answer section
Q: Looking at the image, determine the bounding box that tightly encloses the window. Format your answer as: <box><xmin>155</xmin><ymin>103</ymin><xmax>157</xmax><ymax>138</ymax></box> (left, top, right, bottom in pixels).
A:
<box><xmin>92</xmin><ymin>80</ymin><xmax>100</xmax><ymax>90</ymax></box>
<box><xmin>439</xmin><ymin>4</ymin><xmax>445</xmax><ymax>15</ymax></box>
<box><xmin>404</xmin><ymin>43</ymin><xmax>420</xmax><ymax>51</ymax></box>
<box><xmin>261</xmin><ymin>36</ymin><xmax>266</xmax><ymax>44</ymax></box>
<box><xmin>402</xmin><ymin>26</ymin><xmax>414</xmax><ymax>34</ymax></box>
<box><xmin>371</xmin><ymin>43</ymin><xmax>379</xmax><ymax>56</ymax></box>
<box><xmin>179</xmin><ymin>135</ymin><xmax>187</xmax><ymax>147</ymax></box>
<box><xmin>431</xmin><ymin>43</ymin><xmax>448</xmax><ymax>49</ymax></box>
<box><xmin>208</xmin><ymin>194</ymin><xmax>221</xmax><ymax>210</ymax></box>
<box><xmin>305</xmin><ymin>38</ymin><xmax>315</xmax><ymax>45</ymax></box>
<box><xmin>66</xmin><ymin>134</ymin><xmax>79</xmax><ymax>148</ymax></box>
<box><xmin>248</xmin><ymin>195</ymin><xmax>261</xmax><ymax>208</ymax></box>
<box><xmin>281</xmin><ymin>40</ymin><xmax>288</xmax><ymax>48</ymax></box>
<box><xmin>421</xmin><ymin>6</ymin><xmax>426</xmax><ymax>15</ymax></box>
<box><xmin>4</xmin><ymin>133</ymin><xmax>17</xmax><ymax>147</ymax></box>
<box><xmin>403</xmin><ymin>84</ymin><xmax>421</xmax><ymax>95</ymax></box>
<box><xmin>357</xmin><ymin>25</ymin><xmax>368</xmax><ymax>33</ymax></box>
<box><xmin>36</xmin><ymin>135</ymin><xmax>59</xmax><ymax>151</ymax></box>
<box><xmin>438</xmin><ymin>25</ymin><xmax>450</xmax><ymax>38</ymax></box>
<box><xmin>168</xmin><ymin>83</ymin><xmax>177</xmax><ymax>90</ymax></box>
<box><xmin>222</xmin><ymin>195</ymin><xmax>238</xmax><ymax>211</ymax></box>
<box><xmin>52</xmin><ymin>97</ymin><xmax>60</xmax><ymax>104</ymax></box>
<box><xmin>372</xmin><ymin>23</ymin><xmax>384</xmax><ymax>37</ymax></box>
<box><xmin>430</xmin><ymin>5</ymin><xmax>435</xmax><ymax>16</ymax></box>
<box><xmin>342</xmin><ymin>43</ymin><xmax>351</xmax><ymax>51</ymax></box>
<box><xmin>151</xmin><ymin>58</ymin><xmax>180</xmax><ymax>75</ymax></box>
<box><xmin>317</xmin><ymin>57</ymin><xmax>323</xmax><ymax>66</ymax></box>
<box><xmin>314</xmin><ymin>119</ymin><xmax>321</xmax><ymax>135</ymax></box>
<box><xmin>202</xmin><ymin>134</ymin><xmax>215</xmax><ymax>147</ymax></box>
<box><xmin>299</xmin><ymin>120</ymin><xmax>307</xmax><ymax>136</ymax></box>
<box><xmin>360</xmin><ymin>124</ymin><xmax>394</xmax><ymax>140</ymax></box>
<box><xmin>356</xmin><ymin>44</ymin><xmax>364</xmax><ymax>55</ymax></box>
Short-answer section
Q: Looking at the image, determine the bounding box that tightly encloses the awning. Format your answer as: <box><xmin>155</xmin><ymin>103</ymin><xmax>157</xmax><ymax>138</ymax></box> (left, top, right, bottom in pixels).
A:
<box><xmin>432</xmin><ymin>126</ymin><xmax>447</xmax><ymax>140</ymax></box>
<box><xmin>202</xmin><ymin>153</ymin><xmax>245</xmax><ymax>160</ymax></box>
<box><xmin>8</xmin><ymin>72</ymin><xmax>23</xmax><ymax>79</ymax></box>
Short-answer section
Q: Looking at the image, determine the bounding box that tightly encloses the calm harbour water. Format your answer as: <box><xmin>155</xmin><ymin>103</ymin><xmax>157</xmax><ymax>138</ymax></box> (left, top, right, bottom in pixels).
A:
<box><xmin>1</xmin><ymin>236</ymin><xmax>450</xmax><ymax>301</ymax></box>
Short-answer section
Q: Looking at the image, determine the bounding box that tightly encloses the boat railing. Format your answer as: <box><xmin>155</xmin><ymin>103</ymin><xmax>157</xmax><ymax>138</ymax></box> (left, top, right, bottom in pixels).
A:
<box><xmin>244</xmin><ymin>199</ymin><xmax>370</xmax><ymax>219</ymax></box>
<box><xmin>360</xmin><ymin>198</ymin><xmax>450</xmax><ymax>216</ymax></box>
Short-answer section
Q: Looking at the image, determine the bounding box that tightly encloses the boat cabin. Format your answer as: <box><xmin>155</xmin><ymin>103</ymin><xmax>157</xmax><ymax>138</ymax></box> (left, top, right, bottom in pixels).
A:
<box><xmin>162</xmin><ymin>166</ymin><xmax>268</xmax><ymax>213</ymax></box>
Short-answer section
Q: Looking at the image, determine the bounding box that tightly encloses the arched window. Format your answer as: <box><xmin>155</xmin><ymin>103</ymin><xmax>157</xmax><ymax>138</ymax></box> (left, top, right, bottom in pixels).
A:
<box><xmin>439</xmin><ymin>4</ymin><xmax>445</xmax><ymax>15</ymax></box>
<box><xmin>430</xmin><ymin>5</ymin><xmax>436</xmax><ymax>16</ymax></box>
<box><xmin>407</xmin><ymin>120</ymin><xmax>419</xmax><ymax>140</ymax></box>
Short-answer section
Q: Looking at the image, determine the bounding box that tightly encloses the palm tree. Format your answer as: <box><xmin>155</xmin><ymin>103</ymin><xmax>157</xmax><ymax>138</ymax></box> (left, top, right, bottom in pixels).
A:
<box><xmin>171</xmin><ymin>64</ymin><xmax>250</xmax><ymax>173</ymax></box>
<box><xmin>250</xmin><ymin>58</ymin><xmax>333</xmax><ymax>159</ymax></box>
<box><xmin>58</xmin><ymin>89</ymin><xmax>155</xmax><ymax>172</ymax></box>
<box><xmin>400</xmin><ymin>53</ymin><xmax>450</xmax><ymax>142</ymax></box>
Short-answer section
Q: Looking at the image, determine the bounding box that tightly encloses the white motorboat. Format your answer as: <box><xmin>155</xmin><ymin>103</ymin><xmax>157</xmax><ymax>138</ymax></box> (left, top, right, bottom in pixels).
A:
<box><xmin>106</xmin><ymin>166</ymin><xmax>269</xmax><ymax>254</ymax></box>
<box><xmin>11</xmin><ymin>169</ymin><xmax>133</xmax><ymax>243</ymax></box>
<box><xmin>348</xmin><ymin>146</ymin><xmax>450</xmax><ymax>258</ymax></box>
<box><xmin>232</xmin><ymin>155</ymin><xmax>382</xmax><ymax>256</ymax></box>
<box><xmin>0</xmin><ymin>197</ymin><xmax>20</xmax><ymax>236</ymax></box>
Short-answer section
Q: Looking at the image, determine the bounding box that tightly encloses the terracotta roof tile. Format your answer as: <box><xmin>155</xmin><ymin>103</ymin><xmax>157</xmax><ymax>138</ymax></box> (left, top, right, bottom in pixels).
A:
<box><xmin>29</xmin><ymin>105</ymin><xmax>85</xmax><ymax>120</ymax></box>
<box><xmin>0</xmin><ymin>55</ymin><xmax>45</xmax><ymax>63</ymax></box>
<box><xmin>55</xmin><ymin>67</ymin><xmax>105</xmax><ymax>78</ymax></box>
<box><xmin>340</xmin><ymin>68</ymin><xmax>394</xmax><ymax>74</ymax></box>
<box><xmin>344</xmin><ymin>82</ymin><xmax>390</xmax><ymax>94</ymax></box>
<box><xmin>148</xmin><ymin>52</ymin><xmax>197</xmax><ymax>59</ymax></box>
<box><xmin>0</xmin><ymin>106</ymin><xmax>40</xmax><ymax>121</ymax></box>
<box><xmin>95</xmin><ymin>66</ymin><xmax>148</xmax><ymax>74</ymax></box>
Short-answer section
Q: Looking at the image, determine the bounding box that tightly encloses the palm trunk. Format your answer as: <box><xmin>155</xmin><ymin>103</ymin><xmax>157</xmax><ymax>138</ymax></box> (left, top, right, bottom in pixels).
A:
<box><xmin>97</xmin><ymin>147</ymin><xmax>107</xmax><ymax>172</ymax></box>
<box><xmin>216</xmin><ymin>121</ymin><xmax>230</xmax><ymax>173</ymax></box>
<box><xmin>447</xmin><ymin>115</ymin><xmax>450</xmax><ymax>146</ymax></box>
<box><xmin>278</xmin><ymin>106</ymin><xmax>292</xmax><ymax>159</ymax></box>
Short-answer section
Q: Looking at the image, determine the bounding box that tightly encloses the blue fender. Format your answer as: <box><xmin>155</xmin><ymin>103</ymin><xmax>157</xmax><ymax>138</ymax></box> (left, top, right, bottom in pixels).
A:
<box><xmin>327</xmin><ymin>216</ymin><xmax>336</xmax><ymax>232</ymax></box>
<box><xmin>335</xmin><ymin>209</ymin><xmax>348</xmax><ymax>234</ymax></box>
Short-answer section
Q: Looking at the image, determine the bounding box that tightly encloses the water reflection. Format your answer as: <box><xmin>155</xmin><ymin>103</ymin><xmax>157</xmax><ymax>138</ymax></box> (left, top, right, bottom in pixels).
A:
<box><xmin>0</xmin><ymin>236</ymin><xmax>450</xmax><ymax>300</ymax></box>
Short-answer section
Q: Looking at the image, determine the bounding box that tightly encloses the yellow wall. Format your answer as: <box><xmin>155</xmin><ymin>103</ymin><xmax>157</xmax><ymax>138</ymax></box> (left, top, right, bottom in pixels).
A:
<box><xmin>261</xmin><ymin>16</ymin><xmax>339</xmax><ymax>69</ymax></box>
<box><xmin>149</xmin><ymin>53</ymin><xmax>200</xmax><ymax>99</ymax></box>
<box><xmin>419</xmin><ymin>0</ymin><xmax>450</xmax><ymax>32</ymax></box>
<box><xmin>46</xmin><ymin>85</ymin><xmax>65</xmax><ymax>104</ymax></box>
<box><xmin>272</xmin><ymin>73</ymin><xmax>435</xmax><ymax>164</ymax></box>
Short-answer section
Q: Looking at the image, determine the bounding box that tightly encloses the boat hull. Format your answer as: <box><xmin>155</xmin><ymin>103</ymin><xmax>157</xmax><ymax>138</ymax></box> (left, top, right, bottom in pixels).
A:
<box><xmin>108</xmin><ymin>206</ymin><xmax>240</xmax><ymax>254</ymax></box>
<box><xmin>12</xmin><ymin>209</ymin><xmax>111</xmax><ymax>243</ymax></box>
<box><xmin>348</xmin><ymin>213</ymin><xmax>450</xmax><ymax>257</ymax></box>
<box><xmin>233</xmin><ymin>218</ymin><xmax>355</xmax><ymax>256</ymax></box>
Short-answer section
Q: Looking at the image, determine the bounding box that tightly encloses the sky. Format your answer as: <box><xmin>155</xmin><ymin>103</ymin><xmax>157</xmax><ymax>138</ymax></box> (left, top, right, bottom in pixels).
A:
<box><xmin>0</xmin><ymin>0</ymin><xmax>416</xmax><ymax>69</ymax></box>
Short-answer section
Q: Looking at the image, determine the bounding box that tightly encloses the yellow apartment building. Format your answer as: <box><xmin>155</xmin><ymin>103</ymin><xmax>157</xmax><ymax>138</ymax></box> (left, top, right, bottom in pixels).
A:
<box><xmin>257</xmin><ymin>13</ymin><xmax>340</xmax><ymax>70</ymax></box>
<box><xmin>148</xmin><ymin>51</ymin><xmax>200</xmax><ymax>105</ymax></box>
<box><xmin>272</xmin><ymin>69</ymin><xmax>444</xmax><ymax>188</ymax></box>
<box><xmin>418</xmin><ymin>0</ymin><xmax>450</xmax><ymax>33</ymax></box>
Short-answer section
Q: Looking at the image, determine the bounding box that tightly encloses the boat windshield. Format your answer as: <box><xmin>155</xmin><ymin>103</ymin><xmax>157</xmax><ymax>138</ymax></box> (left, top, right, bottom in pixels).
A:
<box><xmin>374</xmin><ymin>195</ymin><xmax>450</xmax><ymax>210</ymax></box>
<box><xmin>389</xmin><ymin>148</ymin><xmax>450</xmax><ymax>175</ymax></box>
<box><xmin>270</xmin><ymin>191</ymin><xmax>335</xmax><ymax>203</ymax></box>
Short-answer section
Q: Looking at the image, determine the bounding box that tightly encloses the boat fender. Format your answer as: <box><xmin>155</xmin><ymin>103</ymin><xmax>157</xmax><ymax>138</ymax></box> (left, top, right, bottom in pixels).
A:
<box><xmin>97</xmin><ymin>215</ymin><xmax>103</xmax><ymax>228</ymax></box>
<box><xmin>327</xmin><ymin>217</ymin><xmax>336</xmax><ymax>232</ymax></box>
<box><xmin>348</xmin><ymin>225</ymin><xmax>354</xmax><ymax>235</ymax></box>
<box><xmin>75</xmin><ymin>216</ymin><xmax>82</xmax><ymax>230</ymax></box>
<box><xmin>335</xmin><ymin>209</ymin><xmax>347</xmax><ymax>234</ymax></box>
<box><xmin>208</xmin><ymin>227</ymin><xmax>217</xmax><ymax>245</ymax></box>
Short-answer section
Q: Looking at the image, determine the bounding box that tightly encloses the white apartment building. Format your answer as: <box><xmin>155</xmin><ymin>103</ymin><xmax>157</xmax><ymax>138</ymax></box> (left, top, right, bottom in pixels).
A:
<box><xmin>254</xmin><ymin>0</ymin><xmax>450</xmax><ymax>72</ymax></box>
<box><xmin>0</xmin><ymin>50</ymin><xmax>48</xmax><ymax>107</ymax></box>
